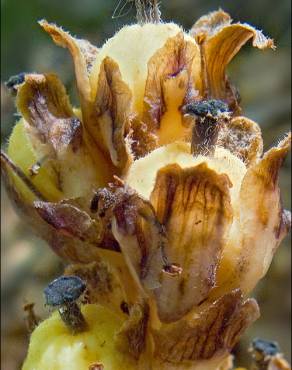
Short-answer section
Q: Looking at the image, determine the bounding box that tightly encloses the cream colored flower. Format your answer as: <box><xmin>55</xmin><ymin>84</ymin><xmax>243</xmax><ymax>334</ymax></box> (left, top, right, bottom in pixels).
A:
<box><xmin>1</xmin><ymin>7</ymin><xmax>291</xmax><ymax>370</ymax></box>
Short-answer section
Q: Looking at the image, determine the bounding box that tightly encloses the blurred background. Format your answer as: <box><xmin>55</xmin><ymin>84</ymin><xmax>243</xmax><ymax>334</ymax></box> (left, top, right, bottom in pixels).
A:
<box><xmin>1</xmin><ymin>0</ymin><xmax>291</xmax><ymax>368</ymax></box>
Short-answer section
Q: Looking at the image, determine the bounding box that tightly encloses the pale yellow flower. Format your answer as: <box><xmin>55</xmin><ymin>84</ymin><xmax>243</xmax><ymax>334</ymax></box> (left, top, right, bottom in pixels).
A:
<box><xmin>2</xmin><ymin>7</ymin><xmax>290</xmax><ymax>370</ymax></box>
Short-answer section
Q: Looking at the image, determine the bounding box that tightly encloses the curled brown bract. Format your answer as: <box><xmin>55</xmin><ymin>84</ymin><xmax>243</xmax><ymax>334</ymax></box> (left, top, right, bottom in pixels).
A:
<box><xmin>191</xmin><ymin>10</ymin><xmax>275</xmax><ymax>111</ymax></box>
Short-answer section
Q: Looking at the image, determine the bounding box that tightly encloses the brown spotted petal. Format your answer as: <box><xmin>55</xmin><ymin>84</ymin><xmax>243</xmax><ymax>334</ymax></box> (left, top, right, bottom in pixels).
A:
<box><xmin>153</xmin><ymin>289</ymin><xmax>259</xmax><ymax>364</ymax></box>
<box><xmin>111</xmin><ymin>186</ymin><xmax>165</xmax><ymax>293</ymax></box>
<box><xmin>150</xmin><ymin>163</ymin><xmax>233</xmax><ymax>322</ymax></box>
<box><xmin>16</xmin><ymin>73</ymin><xmax>104</xmax><ymax>197</ymax></box>
<box><xmin>218</xmin><ymin>116</ymin><xmax>263</xmax><ymax>166</ymax></box>
<box><xmin>217</xmin><ymin>133</ymin><xmax>291</xmax><ymax>296</ymax></box>
<box><xmin>190</xmin><ymin>10</ymin><xmax>275</xmax><ymax>111</ymax></box>
<box><xmin>95</xmin><ymin>57</ymin><xmax>133</xmax><ymax>172</ymax></box>
<box><xmin>132</xmin><ymin>32</ymin><xmax>200</xmax><ymax>157</ymax></box>
<box><xmin>17</xmin><ymin>73</ymin><xmax>78</xmax><ymax>155</ymax></box>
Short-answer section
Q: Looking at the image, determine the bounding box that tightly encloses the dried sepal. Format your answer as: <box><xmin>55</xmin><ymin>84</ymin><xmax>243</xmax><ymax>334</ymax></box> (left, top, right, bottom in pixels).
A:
<box><xmin>153</xmin><ymin>290</ymin><xmax>259</xmax><ymax>364</ymax></box>
<box><xmin>116</xmin><ymin>302</ymin><xmax>150</xmax><ymax>360</ymax></box>
<box><xmin>216</xmin><ymin>133</ymin><xmax>291</xmax><ymax>295</ymax></box>
<box><xmin>34</xmin><ymin>200</ymin><xmax>102</xmax><ymax>243</ymax></box>
<box><xmin>191</xmin><ymin>10</ymin><xmax>275</xmax><ymax>111</ymax></box>
<box><xmin>95</xmin><ymin>57</ymin><xmax>133</xmax><ymax>172</ymax></box>
<box><xmin>111</xmin><ymin>185</ymin><xmax>165</xmax><ymax>292</ymax></box>
<box><xmin>150</xmin><ymin>163</ymin><xmax>233</xmax><ymax>322</ymax></box>
<box><xmin>1</xmin><ymin>158</ymin><xmax>100</xmax><ymax>262</ymax></box>
<box><xmin>218</xmin><ymin>116</ymin><xmax>263</xmax><ymax>166</ymax></box>
<box><xmin>64</xmin><ymin>261</ymin><xmax>127</xmax><ymax>316</ymax></box>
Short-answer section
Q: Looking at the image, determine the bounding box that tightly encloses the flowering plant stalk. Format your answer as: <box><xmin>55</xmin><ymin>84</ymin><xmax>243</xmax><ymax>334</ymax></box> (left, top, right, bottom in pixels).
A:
<box><xmin>1</xmin><ymin>1</ymin><xmax>291</xmax><ymax>369</ymax></box>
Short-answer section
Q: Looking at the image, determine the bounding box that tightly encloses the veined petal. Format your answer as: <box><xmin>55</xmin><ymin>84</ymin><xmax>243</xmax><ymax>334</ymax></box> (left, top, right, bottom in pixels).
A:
<box><xmin>16</xmin><ymin>73</ymin><xmax>109</xmax><ymax>197</ymax></box>
<box><xmin>153</xmin><ymin>289</ymin><xmax>259</xmax><ymax>363</ymax></box>
<box><xmin>150</xmin><ymin>163</ymin><xmax>233</xmax><ymax>322</ymax></box>
<box><xmin>191</xmin><ymin>10</ymin><xmax>275</xmax><ymax>111</ymax></box>
<box><xmin>216</xmin><ymin>133</ymin><xmax>291</xmax><ymax>295</ymax></box>
<box><xmin>95</xmin><ymin>57</ymin><xmax>133</xmax><ymax>172</ymax></box>
<box><xmin>218</xmin><ymin>116</ymin><xmax>263</xmax><ymax>166</ymax></box>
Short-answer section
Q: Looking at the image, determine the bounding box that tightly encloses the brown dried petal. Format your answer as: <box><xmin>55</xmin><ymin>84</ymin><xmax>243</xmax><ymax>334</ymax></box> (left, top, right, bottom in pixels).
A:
<box><xmin>218</xmin><ymin>116</ymin><xmax>263</xmax><ymax>166</ymax></box>
<box><xmin>39</xmin><ymin>20</ymin><xmax>97</xmax><ymax>104</ymax></box>
<box><xmin>131</xmin><ymin>32</ymin><xmax>200</xmax><ymax>157</ymax></box>
<box><xmin>216</xmin><ymin>133</ymin><xmax>291</xmax><ymax>295</ymax></box>
<box><xmin>191</xmin><ymin>10</ymin><xmax>275</xmax><ymax>111</ymax></box>
<box><xmin>95</xmin><ymin>57</ymin><xmax>133</xmax><ymax>172</ymax></box>
<box><xmin>150</xmin><ymin>163</ymin><xmax>233</xmax><ymax>322</ymax></box>
<box><xmin>153</xmin><ymin>289</ymin><xmax>259</xmax><ymax>363</ymax></box>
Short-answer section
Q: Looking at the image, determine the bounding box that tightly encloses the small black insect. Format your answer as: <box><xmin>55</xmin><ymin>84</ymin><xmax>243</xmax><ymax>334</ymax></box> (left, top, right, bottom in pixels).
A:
<box><xmin>5</xmin><ymin>72</ymin><xmax>26</xmax><ymax>94</ymax></box>
<box><xmin>182</xmin><ymin>99</ymin><xmax>230</xmax><ymax>156</ymax></box>
<box><xmin>251</xmin><ymin>338</ymin><xmax>280</xmax><ymax>357</ymax></box>
<box><xmin>44</xmin><ymin>276</ymin><xmax>88</xmax><ymax>334</ymax></box>
<box><xmin>182</xmin><ymin>99</ymin><xmax>229</xmax><ymax>119</ymax></box>
<box><xmin>44</xmin><ymin>276</ymin><xmax>86</xmax><ymax>306</ymax></box>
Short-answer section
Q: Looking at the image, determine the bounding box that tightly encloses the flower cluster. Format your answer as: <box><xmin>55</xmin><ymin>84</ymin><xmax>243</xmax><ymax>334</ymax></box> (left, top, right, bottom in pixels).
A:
<box><xmin>2</xmin><ymin>8</ymin><xmax>291</xmax><ymax>370</ymax></box>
